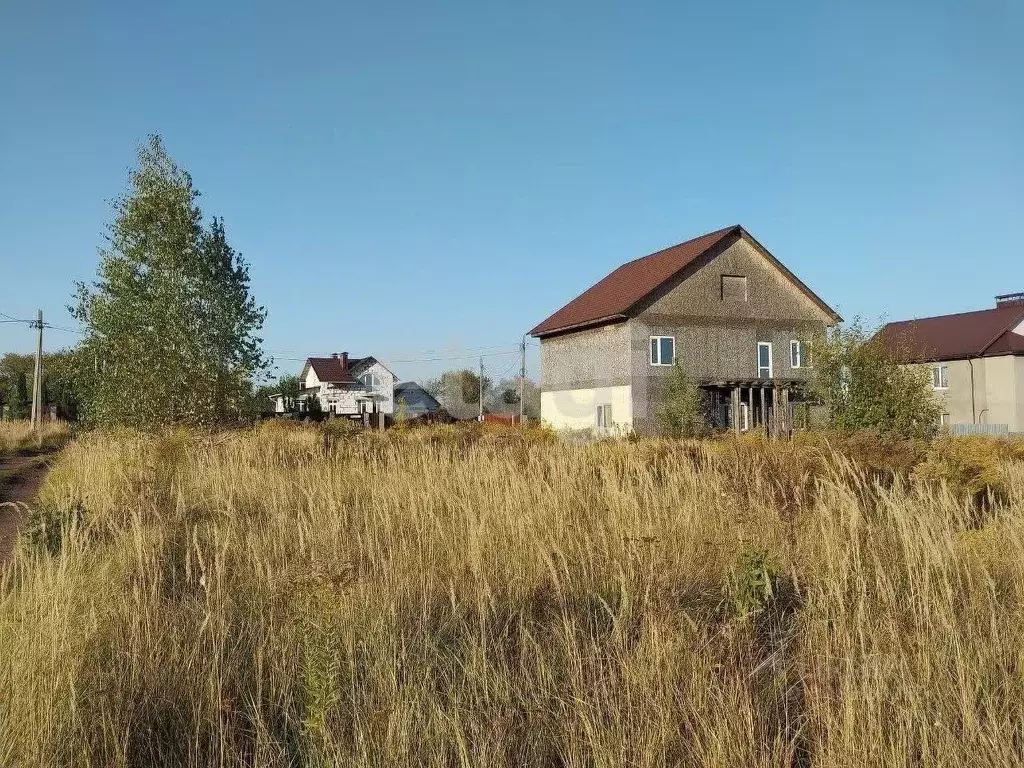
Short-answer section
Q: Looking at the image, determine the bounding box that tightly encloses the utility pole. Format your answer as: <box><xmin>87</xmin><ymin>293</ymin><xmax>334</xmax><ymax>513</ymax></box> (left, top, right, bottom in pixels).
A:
<box><xmin>31</xmin><ymin>309</ymin><xmax>43</xmax><ymax>438</ymax></box>
<box><xmin>478</xmin><ymin>356</ymin><xmax>484</xmax><ymax>422</ymax></box>
<box><xmin>519</xmin><ymin>334</ymin><xmax>526</xmax><ymax>425</ymax></box>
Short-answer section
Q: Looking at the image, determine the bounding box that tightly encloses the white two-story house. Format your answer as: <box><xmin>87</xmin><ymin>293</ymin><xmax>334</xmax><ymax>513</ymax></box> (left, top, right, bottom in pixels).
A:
<box><xmin>274</xmin><ymin>352</ymin><xmax>396</xmax><ymax>418</ymax></box>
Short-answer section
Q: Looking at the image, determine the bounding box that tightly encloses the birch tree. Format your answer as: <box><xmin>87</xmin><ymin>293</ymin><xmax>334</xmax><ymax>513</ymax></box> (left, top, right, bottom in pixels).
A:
<box><xmin>73</xmin><ymin>135</ymin><xmax>268</xmax><ymax>428</ymax></box>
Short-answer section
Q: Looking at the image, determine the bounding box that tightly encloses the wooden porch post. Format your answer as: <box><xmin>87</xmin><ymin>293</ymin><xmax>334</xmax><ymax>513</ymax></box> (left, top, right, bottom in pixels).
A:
<box><xmin>731</xmin><ymin>386</ymin><xmax>741</xmax><ymax>435</ymax></box>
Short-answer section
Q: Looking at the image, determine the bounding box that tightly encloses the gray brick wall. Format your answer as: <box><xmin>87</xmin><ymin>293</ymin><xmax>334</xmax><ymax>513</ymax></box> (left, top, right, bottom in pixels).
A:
<box><xmin>539</xmin><ymin>321</ymin><xmax>631</xmax><ymax>391</ymax></box>
<box><xmin>630</xmin><ymin>237</ymin><xmax>830</xmax><ymax>433</ymax></box>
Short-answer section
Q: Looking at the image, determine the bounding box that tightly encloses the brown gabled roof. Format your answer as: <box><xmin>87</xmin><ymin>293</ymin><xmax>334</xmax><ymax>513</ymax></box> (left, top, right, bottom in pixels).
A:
<box><xmin>529</xmin><ymin>225</ymin><xmax>839</xmax><ymax>337</ymax></box>
<box><xmin>306</xmin><ymin>357</ymin><xmax>359</xmax><ymax>384</ymax></box>
<box><xmin>877</xmin><ymin>304</ymin><xmax>1024</xmax><ymax>363</ymax></box>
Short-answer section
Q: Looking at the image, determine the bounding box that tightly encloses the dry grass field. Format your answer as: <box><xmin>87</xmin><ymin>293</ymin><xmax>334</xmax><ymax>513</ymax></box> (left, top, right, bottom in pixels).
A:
<box><xmin>0</xmin><ymin>420</ymin><xmax>71</xmax><ymax>457</ymax></box>
<box><xmin>1</xmin><ymin>423</ymin><xmax>1023</xmax><ymax>766</ymax></box>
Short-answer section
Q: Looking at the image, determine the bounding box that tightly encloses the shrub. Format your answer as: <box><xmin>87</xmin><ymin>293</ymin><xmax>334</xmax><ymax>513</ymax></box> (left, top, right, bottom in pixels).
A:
<box><xmin>655</xmin><ymin>360</ymin><xmax>708</xmax><ymax>437</ymax></box>
<box><xmin>729</xmin><ymin>548</ymin><xmax>782</xmax><ymax>619</ymax></box>
<box><xmin>808</xmin><ymin>319</ymin><xmax>942</xmax><ymax>440</ymax></box>
<box><xmin>913</xmin><ymin>435</ymin><xmax>1005</xmax><ymax>494</ymax></box>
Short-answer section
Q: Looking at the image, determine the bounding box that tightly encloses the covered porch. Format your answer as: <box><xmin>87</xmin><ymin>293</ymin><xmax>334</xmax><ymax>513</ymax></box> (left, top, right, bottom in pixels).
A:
<box><xmin>701</xmin><ymin>380</ymin><xmax>809</xmax><ymax>437</ymax></box>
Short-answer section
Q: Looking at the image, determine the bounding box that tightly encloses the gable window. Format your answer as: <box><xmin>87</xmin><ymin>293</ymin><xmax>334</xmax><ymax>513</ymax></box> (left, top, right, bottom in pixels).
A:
<box><xmin>595</xmin><ymin>404</ymin><xmax>613</xmax><ymax>429</ymax></box>
<box><xmin>931</xmin><ymin>365</ymin><xmax>949</xmax><ymax>390</ymax></box>
<box><xmin>361</xmin><ymin>372</ymin><xmax>381</xmax><ymax>388</ymax></box>
<box><xmin>757</xmin><ymin>342</ymin><xmax>773</xmax><ymax>379</ymax></box>
<box><xmin>721</xmin><ymin>275</ymin><xmax>748</xmax><ymax>302</ymax></box>
<box><xmin>790</xmin><ymin>340</ymin><xmax>806</xmax><ymax>369</ymax></box>
<box><xmin>650</xmin><ymin>336</ymin><xmax>675</xmax><ymax>366</ymax></box>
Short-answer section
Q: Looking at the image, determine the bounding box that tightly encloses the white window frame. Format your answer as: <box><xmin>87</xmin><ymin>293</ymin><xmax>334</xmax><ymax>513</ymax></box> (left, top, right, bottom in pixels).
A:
<box><xmin>939</xmin><ymin>413</ymin><xmax>950</xmax><ymax>429</ymax></box>
<box><xmin>650</xmin><ymin>336</ymin><xmax>675</xmax><ymax>366</ymax></box>
<box><xmin>757</xmin><ymin>342</ymin><xmax>773</xmax><ymax>379</ymax></box>
<box><xmin>595</xmin><ymin>403</ymin><xmax>613</xmax><ymax>429</ymax></box>
<box><xmin>361</xmin><ymin>372</ymin><xmax>381</xmax><ymax>388</ymax></box>
<box><xmin>931</xmin><ymin>364</ymin><xmax>949</xmax><ymax>390</ymax></box>
<box><xmin>790</xmin><ymin>340</ymin><xmax>805</xmax><ymax>369</ymax></box>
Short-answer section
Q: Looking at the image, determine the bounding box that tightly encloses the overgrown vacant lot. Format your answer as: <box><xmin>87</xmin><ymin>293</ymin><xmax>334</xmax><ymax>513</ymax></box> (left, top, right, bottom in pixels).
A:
<box><xmin>2</xmin><ymin>424</ymin><xmax>1024</xmax><ymax>767</ymax></box>
<box><xmin>0</xmin><ymin>419</ymin><xmax>70</xmax><ymax>457</ymax></box>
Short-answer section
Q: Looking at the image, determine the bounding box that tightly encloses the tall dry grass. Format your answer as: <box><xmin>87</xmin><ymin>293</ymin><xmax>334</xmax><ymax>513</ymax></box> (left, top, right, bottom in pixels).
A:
<box><xmin>0</xmin><ymin>419</ymin><xmax>71</xmax><ymax>457</ymax></box>
<box><xmin>1</xmin><ymin>423</ymin><xmax>1023</xmax><ymax>766</ymax></box>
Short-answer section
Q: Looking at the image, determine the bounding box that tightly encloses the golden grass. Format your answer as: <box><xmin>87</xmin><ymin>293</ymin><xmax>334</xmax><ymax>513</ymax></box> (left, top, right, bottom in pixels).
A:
<box><xmin>0</xmin><ymin>419</ymin><xmax>71</xmax><ymax>457</ymax></box>
<box><xmin>1</xmin><ymin>424</ymin><xmax>1023</xmax><ymax>766</ymax></box>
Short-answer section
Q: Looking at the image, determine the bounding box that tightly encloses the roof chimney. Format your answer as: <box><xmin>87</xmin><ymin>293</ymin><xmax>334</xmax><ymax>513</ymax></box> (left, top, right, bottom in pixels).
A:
<box><xmin>341</xmin><ymin>352</ymin><xmax>349</xmax><ymax>372</ymax></box>
<box><xmin>331</xmin><ymin>352</ymin><xmax>339</xmax><ymax>359</ymax></box>
<box><xmin>996</xmin><ymin>292</ymin><xmax>1024</xmax><ymax>308</ymax></box>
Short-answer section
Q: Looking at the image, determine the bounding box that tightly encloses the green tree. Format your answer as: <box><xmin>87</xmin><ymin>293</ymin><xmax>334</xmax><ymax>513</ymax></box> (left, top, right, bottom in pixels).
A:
<box><xmin>808</xmin><ymin>319</ymin><xmax>942</xmax><ymax>440</ymax></box>
<box><xmin>248</xmin><ymin>373</ymin><xmax>302</xmax><ymax>417</ymax></box>
<box><xmin>277</xmin><ymin>374</ymin><xmax>301</xmax><ymax>412</ymax></box>
<box><xmin>1</xmin><ymin>351</ymin><xmax>82</xmax><ymax>420</ymax></box>
<box><xmin>72</xmin><ymin>135</ymin><xmax>269</xmax><ymax>428</ymax></box>
<box><xmin>304</xmin><ymin>392</ymin><xmax>323</xmax><ymax>418</ymax></box>
<box><xmin>655</xmin><ymin>360</ymin><xmax>707</xmax><ymax>437</ymax></box>
<box><xmin>6</xmin><ymin>371</ymin><xmax>30</xmax><ymax>420</ymax></box>
<box><xmin>486</xmin><ymin>376</ymin><xmax>541</xmax><ymax>419</ymax></box>
<box><xmin>424</xmin><ymin>369</ymin><xmax>492</xmax><ymax>419</ymax></box>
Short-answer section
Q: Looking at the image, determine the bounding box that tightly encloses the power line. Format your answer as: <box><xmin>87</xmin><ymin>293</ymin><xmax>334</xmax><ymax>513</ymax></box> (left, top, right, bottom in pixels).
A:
<box><xmin>42</xmin><ymin>323</ymin><xmax>86</xmax><ymax>335</ymax></box>
<box><xmin>264</xmin><ymin>342</ymin><xmax>520</xmax><ymax>359</ymax></box>
<box><xmin>0</xmin><ymin>309</ymin><xmax>31</xmax><ymax>324</ymax></box>
<box><xmin>269</xmin><ymin>347</ymin><xmax>522</xmax><ymax>365</ymax></box>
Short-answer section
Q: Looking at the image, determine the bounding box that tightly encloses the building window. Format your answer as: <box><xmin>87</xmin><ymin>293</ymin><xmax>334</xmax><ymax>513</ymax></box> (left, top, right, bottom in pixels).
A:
<box><xmin>939</xmin><ymin>413</ymin><xmax>950</xmax><ymax>429</ymax></box>
<box><xmin>757</xmin><ymin>342</ymin><xmax>773</xmax><ymax>379</ymax></box>
<box><xmin>596</xmin><ymin>404</ymin><xmax>613</xmax><ymax>429</ymax></box>
<box><xmin>361</xmin><ymin>372</ymin><xmax>381</xmax><ymax>388</ymax></box>
<box><xmin>931</xmin><ymin>365</ymin><xmax>949</xmax><ymax>390</ymax></box>
<box><xmin>790</xmin><ymin>340</ymin><xmax>807</xmax><ymax>368</ymax></box>
<box><xmin>650</xmin><ymin>336</ymin><xmax>675</xmax><ymax>366</ymax></box>
<box><xmin>721</xmin><ymin>275</ymin><xmax>748</xmax><ymax>302</ymax></box>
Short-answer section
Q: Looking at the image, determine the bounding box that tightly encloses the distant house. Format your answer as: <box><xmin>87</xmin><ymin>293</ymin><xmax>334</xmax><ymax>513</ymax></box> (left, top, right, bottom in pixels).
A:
<box><xmin>393</xmin><ymin>381</ymin><xmax>447</xmax><ymax>421</ymax></box>
<box><xmin>272</xmin><ymin>352</ymin><xmax>396</xmax><ymax>418</ymax></box>
<box><xmin>529</xmin><ymin>225</ymin><xmax>840</xmax><ymax>435</ymax></box>
<box><xmin>877</xmin><ymin>293</ymin><xmax>1024</xmax><ymax>432</ymax></box>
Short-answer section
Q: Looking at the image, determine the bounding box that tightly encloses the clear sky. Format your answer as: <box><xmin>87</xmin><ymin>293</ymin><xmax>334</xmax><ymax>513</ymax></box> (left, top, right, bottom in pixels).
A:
<box><xmin>2</xmin><ymin>1</ymin><xmax>1021</xmax><ymax>384</ymax></box>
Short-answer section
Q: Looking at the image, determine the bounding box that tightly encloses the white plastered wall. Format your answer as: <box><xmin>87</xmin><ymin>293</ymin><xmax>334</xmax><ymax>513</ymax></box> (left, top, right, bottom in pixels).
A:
<box><xmin>541</xmin><ymin>385</ymin><xmax>633</xmax><ymax>432</ymax></box>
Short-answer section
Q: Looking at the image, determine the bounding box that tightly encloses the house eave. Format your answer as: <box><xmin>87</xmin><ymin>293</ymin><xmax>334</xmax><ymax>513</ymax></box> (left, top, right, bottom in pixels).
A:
<box><xmin>530</xmin><ymin>314</ymin><xmax>629</xmax><ymax>339</ymax></box>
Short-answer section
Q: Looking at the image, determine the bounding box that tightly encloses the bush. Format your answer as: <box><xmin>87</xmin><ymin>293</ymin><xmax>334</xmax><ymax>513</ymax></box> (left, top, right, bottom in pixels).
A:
<box><xmin>655</xmin><ymin>360</ymin><xmax>708</xmax><ymax>437</ymax></box>
<box><xmin>913</xmin><ymin>436</ymin><xmax>1006</xmax><ymax>502</ymax></box>
<box><xmin>809</xmin><ymin>319</ymin><xmax>942</xmax><ymax>440</ymax></box>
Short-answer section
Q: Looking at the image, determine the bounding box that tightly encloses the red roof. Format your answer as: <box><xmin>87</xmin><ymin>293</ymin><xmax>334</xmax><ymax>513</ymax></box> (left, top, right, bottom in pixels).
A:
<box><xmin>877</xmin><ymin>305</ymin><xmax>1024</xmax><ymax>363</ymax></box>
<box><xmin>529</xmin><ymin>225</ymin><xmax>838</xmax><ymax>337</ymax></box>
<box><xmin>306</xmin><ymin>357</ymin><xmax>359</xmax><ymax>384</ymax></box>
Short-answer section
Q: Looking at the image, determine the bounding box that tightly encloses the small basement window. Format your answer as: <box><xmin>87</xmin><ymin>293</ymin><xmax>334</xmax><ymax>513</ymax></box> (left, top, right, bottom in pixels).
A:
<box><xmin>650</xmin><ymin>336</ymin><xmax>675</xmax><ymax>366</ymax></box>
<box><xmin>721</xmin><ymin>275</ymin><xmax>748</xmax><ymax>302</ymax></box>
<box><xmin>596</xmin><ymin>404</ymin><xmax>613</xmax><ymax>429</ymax></box>
<box><xmin>931</xmin><ymin>365</ymin><xmax>949</xmax><ymax>390</ymax></box>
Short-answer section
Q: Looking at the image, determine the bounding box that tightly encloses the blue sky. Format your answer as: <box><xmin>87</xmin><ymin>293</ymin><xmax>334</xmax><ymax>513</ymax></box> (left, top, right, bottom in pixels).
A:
<box><xmin>1</xmin><ymin>1</ymin><xmax>1021</xmax><ymax>384</ymax></box>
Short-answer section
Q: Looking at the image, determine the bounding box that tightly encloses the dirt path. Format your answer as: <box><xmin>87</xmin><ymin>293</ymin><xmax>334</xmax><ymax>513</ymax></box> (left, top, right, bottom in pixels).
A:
<box><xmin>0</xmin><ymin>451</ymin><xmax>54</xmax><ymax>563</ymax></box>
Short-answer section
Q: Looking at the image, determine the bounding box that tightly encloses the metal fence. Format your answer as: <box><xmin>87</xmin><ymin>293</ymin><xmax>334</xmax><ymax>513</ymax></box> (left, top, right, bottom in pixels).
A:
<box><xmin>949</xmin><ymin>423</ymin><xmax>1009</xmax><ymax>437</ymax></box>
